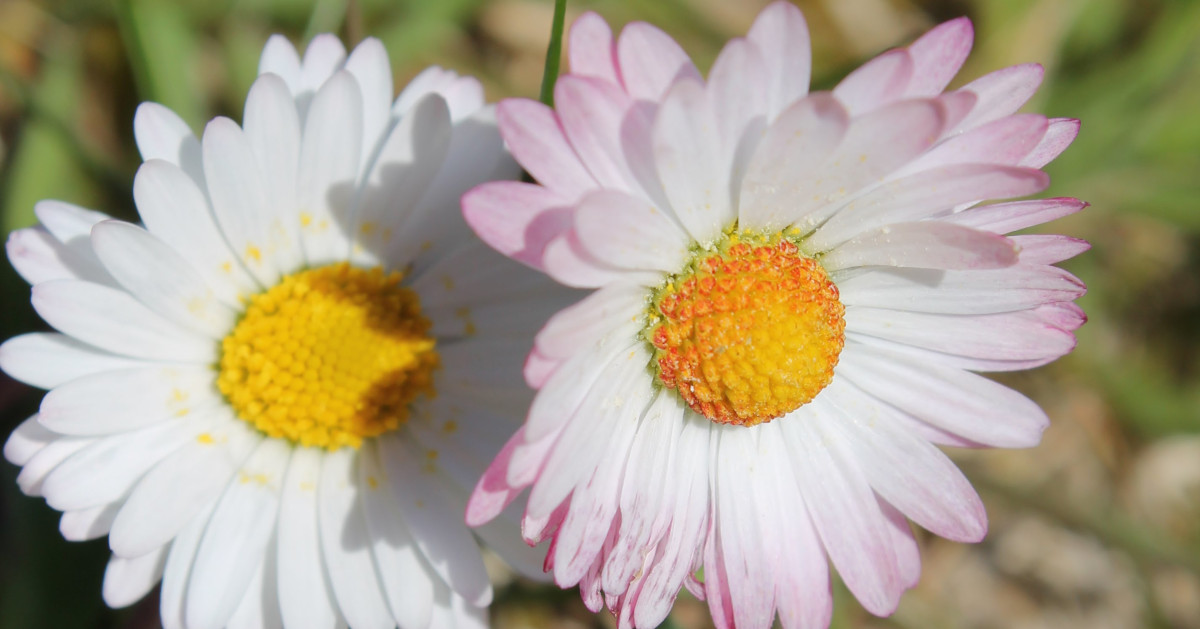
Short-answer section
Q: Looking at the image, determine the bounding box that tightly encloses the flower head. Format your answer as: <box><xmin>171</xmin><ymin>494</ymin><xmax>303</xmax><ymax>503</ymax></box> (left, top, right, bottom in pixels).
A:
<box><xmin>464</xmin><ymin>3</ymin><xmax>1088</xmax><ymax>628</ymax></box>
<box><xmin>3</xmin><ymin>33</ymin><xmax>570</xmax><ymax>629</ymax></box>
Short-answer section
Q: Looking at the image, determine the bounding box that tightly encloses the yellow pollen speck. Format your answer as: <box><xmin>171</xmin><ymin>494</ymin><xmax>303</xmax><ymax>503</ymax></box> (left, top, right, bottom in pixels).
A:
<box><xmin>221</xmin><ymin>261</ymin><xmax>233</xmax><ymax>273</ymax></box>
<box><xmin>300</xmin><ymin>213</ymin><xmax>313</xmax><ymax>227</ymax></box>
<box><xmin>645</xmin><ymin>229</ymin><xmax>845</xmax><ymax>427</ymax></box>
<box><xmin>441</xmin><ymin>275</ymin><xmax>455</xmax><ymax>290</ymax></box>
<box><xmin>300</xmin><ymin>481</ymin><xmax>316</xmax><ymax>491</ymax></box>
<box><xmin>197</xmin><ymin>433</ymin><xmax>215</xmax><ymax>444</ymax></box>
<box><xmin>174</xmin><ymin>408</ymin><xmax>190</xmax><ymax>417</ymax></box>
<box><xmin>361</xmin><ymin>222</ymin><xmax>377</xmax><ymax>235</ymax></box>
<box><xmin>442</xmin><ymin>420</ymin><xmax>458</xmax><ymax>434</ymax></box>
<box><xmin>217</xmin><ymin>262</ymin><xmax>440</xmax><ymax>450</ymax></box>
<box><xmin>245</xmin><ymin>245</ymin><xmax>263</xmax><ymax>263</ymax></box>
<box><xmin>367</xmin><ymin>476</ymin><xmax>379</xmax><ymax>489</ymax></box>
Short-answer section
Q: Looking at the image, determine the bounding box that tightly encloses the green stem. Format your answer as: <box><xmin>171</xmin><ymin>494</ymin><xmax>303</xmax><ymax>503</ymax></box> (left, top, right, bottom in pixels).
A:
<box><xmin>539</xmin><ymin>0</ymin><xmax>568</xmax><ymax>107</ymax></box>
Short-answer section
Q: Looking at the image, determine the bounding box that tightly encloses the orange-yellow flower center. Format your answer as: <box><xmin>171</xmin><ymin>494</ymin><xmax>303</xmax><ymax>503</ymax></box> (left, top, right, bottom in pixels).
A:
<box><xmin>217</xmin><ymin>262</ymin><xmax>438</xmax><ymax>450</ymax></box>
<box><xmin>645</xmin><ymin>231</ymin><xmax>845</xmax><ymax>427</ymax></box>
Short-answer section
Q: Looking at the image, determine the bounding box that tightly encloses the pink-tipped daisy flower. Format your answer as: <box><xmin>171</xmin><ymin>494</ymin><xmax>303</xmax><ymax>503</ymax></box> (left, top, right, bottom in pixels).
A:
<box><xmin>3</xmin><ymin>33</ymin><xmax>573</xmax><ymax>629</ymax></box>
<box><xmin>463</xmin><ymin>3</ymin><xmax>1088</xmax><ymax>629</ymax></box>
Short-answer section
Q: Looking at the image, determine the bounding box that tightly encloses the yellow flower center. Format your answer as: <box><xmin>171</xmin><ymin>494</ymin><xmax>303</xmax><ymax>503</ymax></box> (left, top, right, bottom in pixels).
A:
<box><xmin>645</xmin><ymin>231</ymin><xmax>845</xmax><ymax>427</ymax></box>
<box><xmin>217</xmin><ymin>262</ymin><xmax>438</xmax><ymax>450</ymax></box>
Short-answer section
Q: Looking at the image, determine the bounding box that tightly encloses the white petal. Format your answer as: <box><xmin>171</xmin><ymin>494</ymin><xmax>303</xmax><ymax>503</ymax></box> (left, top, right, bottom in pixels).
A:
<box><xmin>782</xmin><ymin>405</ymin><xmax>903</xmax><ymax>615</ymax></box>
<box><xmin>133</xmin><ymin>159</ymin><xmax>260</xmax><ymax>304</ymax></box>
<box><xmin>349</xmin><ymin>93</ymin><xmax>451</xmax><ymax>268</ymax></box>
<box><xmin>844</xmin><ymin>307</ymin><xmax>1076</xmax><ymax>363</ymax></box>
<box><xmin>745</xmin><ymin>0</ymin><xmax>811</xmax><ymax>119</ymax></box>
<box><xmin>381</xmin><ymin>106</ymin><xmax>517</xmax><ymax>272</ymax></box>
<box><xmin>533</xmin><ymin>281</ymin><xmax>645</xmax><ymax>359</ymax></box>
<box><xmin>300</xmin><ymin>35</ymin><xmax>348</xmax><ymax>95</ymax></box>
<box><xmin>706</xmin><ymin>39</ymin><xmax>768</xmax><ymax>195</ymax></box>
<box><xmin>393</xmin><ymin>67</ymin><xmax>483</xmax><ymax>123</ymax></box>
<box><xmin>603</xmin><ymin>391</ymin><xmax>682</xmax><ymax>593</ymax></box>
<box><xmin>29</xmin><ymin>201</ymin><xmax>116</xmax><ymax>285</ymax></box>
<box><xmin>764</xmin><ymin>99</ymin><xmax>947</xmax><ymax>234</ymax></box>
<box><xmin>0</xmin><ymin>333</ymin><xmax>141</xmax><ymax>390</ymax></box>
<box><xmin>631</xmin><ymin>415</ymin><xmax>712</xmax><ymax>628</ymax></box>
<box><xmin>6</xmin><ymin>225</ymin><xmax>111</xmax><ymax>286</ymax></box>
<box><xmin>359</xmin><ymin>443</ymin><xmax>436</xmax><ymax>629</ymax></box>
<box><xmin>297</xmin><ymin>71</ymin><xmax>362</xmax><ymax>266</ymax></box>
<box><xmin>712</xmin><ymin>428</ymin><xmax>775</xmax><ymax>629</ymax></box>
<box><xmin>16</xmin><ymin>435</ymin><xmax>92</xmax><ymax>496</ymax></box>
<box><xmin>526</xmin><ymin>343</ymin><xmax>653</xmax><ymax>520</ymax></box>
<box><xmin>186</xmin><ymin>438</ymin><xmax>289</xmax><ymax>629</ymax></box>
<box><xmin>343</xmin><ymin>38</ymin><xmax>394</xmax><ymax>169</ymax></box>
<box><xmin>31</xmin><ymin>280</ymin><xmax>215</xmax><ymax>363</ymax></box>
<box><xmin>551</xmin><ymin>389</ymin><xmax>641</xmax><ymax>586</ymax></box>
<box><xmin>91</xmin><ymin>221</ymin><xmax>238</xmax><ymax>338</ymax></box>
<box><xmin>160</xmin><ymin>503</ymin><xmax>215</xmax><ymax>629</ymax></box>
<box><xmin>110</xmin><ymin>412</ymin><xmax>260</xmax><ymax>557</ymax></box>
<box><xmin>41</xmin><ymin>416</ymin><xmax>205</xmax><ymax>512</ymax></box>
<box><xmin>755</xmin><ymin>423</ymin><xmax>831</xmax><ymax>629</ymax></box>
<box><xmin>653</xmin><ymin>77</ymin><xmax>731</xmax><ymax>243</ymax></box>
<box><xmin>103</xmin><ymin>546</ymin><xmax>168</xmax><ymax>608</ymax></box>
<box><xmin>807</xmin><ymin>164</ymin><xmax>1049</xmax><ymax>251</ymax></box>
<box><xmin>202</xmin><ymin>116</ymin><xmax>285</xmax><ymax>286</ymax></box>
<box><xmin>408</xmin><ymin>240</ymin><xmax>564</xmax><ymax>314</ymax></box>
<box><xmin>60</xmin><ymin>500</ymin><xmax>121</xmax><ymax>541</ymax></box>
<box><xmin>823</xmin><ymin>382</ymin><xmax>986</xmax><ymax>542</ymax></box>
<box><xmin>4</xmin><ymin>414</ymin><xmax>56</xmax><ymax>466</ymax></box>
<box><xmin>277</xmin><ymin>446</ymin><xmax>343</xmax><ymax>629</ymax></box>
<box><xmin>243</xmin><ymin>73</ymin><xmax>305</xmax><ymax>273</ymax></box>
<box><xmin>523</xmin><ymin>318</ymin><xmax>644</xmax><ymax>442</ymax></box>
<box><xmin>821</xmin><ymin>222</ymin><xmax>1018</xmax><ymax>272</ymax></box>
<box><xmin>837</xmin><ymin>264</ymin><xmax>1085</xmax><ymax>315</ymax></box>
<box><xmin>738</xmin><ymin>94</ymin><xmax>848</xmax><ymax>231</ymax></box>
<box><xmin>318</xmin><ymin>448</ymin><xmax>394</xmax><ymax>629</ymax></box>
<box><xmin>133</xmin><ymin>103</ymin><xmax>205</xmax><ymax>187</ymax></box>
<box><xmin>227</xmin><ymin>542</ymin><xmax>284</xmax><ymax>629</ymax></box>
<box><xmin>836</xmin><ymin>346</ymin><xmax>1049</xmax><ymax>447</ymax></box>
<box><xmin>258</xmin><ymin>35</ymin><xmax>303</xmax><ymax>93</ymax></box>
<box><xmin>39</xmin><ymin>365</ymin><xmax>218</xmax><ymax>436</ymax></box>
<box><xmin>573</xmin><ymin>189</ymin><xmax>690</xmax><ymax>272</ymax></box>
<box><xmin>379</xmin><ymin>433</ymin><xmax>492</xmax><ymax>606</ymax></box>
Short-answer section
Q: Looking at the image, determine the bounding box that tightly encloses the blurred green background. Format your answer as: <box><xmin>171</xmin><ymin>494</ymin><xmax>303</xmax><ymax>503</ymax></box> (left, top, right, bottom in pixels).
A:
<box><xmin>1</xmin><ymin>0</ymin><xmax>1199</xmax><ymax>627</ymax></box>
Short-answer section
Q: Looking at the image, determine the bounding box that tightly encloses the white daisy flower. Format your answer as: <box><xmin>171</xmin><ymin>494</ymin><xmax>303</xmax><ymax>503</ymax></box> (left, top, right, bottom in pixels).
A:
<box><xmin>3</xmin><ymin>34</ymin><xmax>570</xmax><ymax>629</ymax></box>
<box><xmin>463</xmin><ymin>3</ymin><xmax>1088</xmax><ymax>629</ymax></box>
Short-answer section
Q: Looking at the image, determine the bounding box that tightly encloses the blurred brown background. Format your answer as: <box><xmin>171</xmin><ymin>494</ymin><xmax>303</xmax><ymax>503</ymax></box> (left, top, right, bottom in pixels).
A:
<box><xmin>1</xmin><ymin>0</ymin><xmax>1198</xmax><ymax>627</ymax></box>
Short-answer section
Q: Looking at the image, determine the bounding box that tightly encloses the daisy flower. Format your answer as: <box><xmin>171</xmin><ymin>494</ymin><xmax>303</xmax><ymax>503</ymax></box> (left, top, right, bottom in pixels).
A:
<box><xmin>3</xmin><ymin>34</ymin><xmax>569</xmax><ymax>629</ymax></box>
<box><xmin>463</xmin><ymin>3</ymin><xmax>1088</xmax><ymax>628</ymax></box>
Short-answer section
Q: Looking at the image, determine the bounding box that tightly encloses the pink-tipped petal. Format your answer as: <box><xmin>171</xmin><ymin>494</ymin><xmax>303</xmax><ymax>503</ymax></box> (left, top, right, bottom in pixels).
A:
<box><xmin>822</xmin><ymin>222</ymin><xmax>1018</xmax><ymax>272</ymax></box>
<box><xmin>496</xmin><ymin>98</ymin><xmax>596</xmax><ymax>197</ymax></box>
<box><xmin>905</xmin><ymin>17</ymin><xmax>974</xmax><ymax>97</ymax></box>
<box><xmin>568</xmin><ymin>12</ymin><xmax>620</xmax><ymax>84</ymax></box>
<box><xmin>952</xmin><ymin>63</ymin><xmax>1044</xmax><ymax>133</ymax></box>
<box><xmin>746</xmin><ymin>1</ymin><xmax>812</xmax><ymax>118</ymax></box>
<box><xmin>1021</xmin><ymin>117</ymin><xmax>1080</xmax><ymax>168</ymax></box>
<box><xmin>833</xmin><ymin>50</ymin><xmax>914</xmax><ymax>116</ymax></box>
<box><xmin>946</xmin><ymin>197</ymin><xmax>1088</xmax><ymax>234</ymax></box>
<box><xmin>615</xmin><ymin>22</ymin><xmax>701</xmax><ymax>102</ymax></box>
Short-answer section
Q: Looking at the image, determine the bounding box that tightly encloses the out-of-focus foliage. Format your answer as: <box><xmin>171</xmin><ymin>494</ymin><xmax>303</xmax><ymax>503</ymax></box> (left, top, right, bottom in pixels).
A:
<box><xmin>0</xmin><ymin>0</ymin><xmax>1198</xmax><ymax>628</ymax></box>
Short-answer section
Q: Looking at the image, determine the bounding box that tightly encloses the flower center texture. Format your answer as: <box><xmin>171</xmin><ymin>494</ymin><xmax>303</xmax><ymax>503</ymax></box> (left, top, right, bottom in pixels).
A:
<box><xmin>217</xmin><ymin>262</ymin><xmax>439</xmax><ymax>450</ymax></box>
<box><xmin>645</xmin><ymin>231</ymin><xmax>846</xmax><ymax>427</ymax></box>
